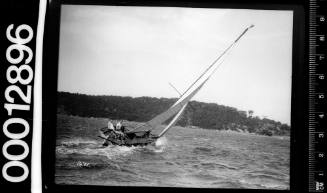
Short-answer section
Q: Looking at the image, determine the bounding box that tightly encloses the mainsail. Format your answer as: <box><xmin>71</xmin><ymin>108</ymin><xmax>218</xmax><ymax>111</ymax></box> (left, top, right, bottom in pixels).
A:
<box><xmin>158</xmin><ymin>103</ymin><xmax>188</xmax><ymax>138</ymax></box>
<box><xmin>126</xmin><ymin>77</ymin><xmax>210</xmax><ymax>134</ymax></box>
<box><xmin>126</xmin><ymin>25</ymin><xmax>254</xmax><ymax>136</ymax></box>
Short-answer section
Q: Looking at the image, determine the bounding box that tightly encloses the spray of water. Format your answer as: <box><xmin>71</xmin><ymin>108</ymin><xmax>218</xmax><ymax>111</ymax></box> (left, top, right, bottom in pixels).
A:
<box><xmin>56</xmin><ymin>137</ymin><xmax>141</xmax><ymax>160</ymax></box>
<box><xmin>155</xmin><ymin>137</ymin><xmax>167</xmax><ymax>147</ymax></box>
<box><xmin>152</xmin><ymin>137</ymin><xmax>168</xmax><ymax>153</ymax></box>
<box><xmin>98</xmin><ymin>144</ymin><xmax>141</xmax><ymax>160</ymax></box>
<box><xmin>59</xmin><ymin>137</ymin><xmax>99</xmax><ymax>147</ymax></box>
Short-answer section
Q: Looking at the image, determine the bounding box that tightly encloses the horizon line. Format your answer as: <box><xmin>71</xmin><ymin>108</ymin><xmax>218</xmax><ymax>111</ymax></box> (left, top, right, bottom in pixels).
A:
<box><xmin>57</xmin><ymin>90</ymin><xmax>290</xmax><ymax>126</ymax></box>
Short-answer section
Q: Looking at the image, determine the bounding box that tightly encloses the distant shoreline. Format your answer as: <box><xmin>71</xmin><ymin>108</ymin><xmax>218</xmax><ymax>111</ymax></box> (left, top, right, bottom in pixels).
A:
<box><xmin>57</xmin><ymin>91</ymin><xmax>291</xmax><ymax>136</ymax></box>
<box><xmin>57</xmin><ymin>114</ymin><xmax>290</xmax><ymax>137</ymax></box>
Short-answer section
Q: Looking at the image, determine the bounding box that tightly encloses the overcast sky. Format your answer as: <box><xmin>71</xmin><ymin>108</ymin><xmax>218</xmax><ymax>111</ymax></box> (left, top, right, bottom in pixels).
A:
<box><xmin>58</xmin><ymin>5</ymin><xmax>293</xmax><ymax>125</ymax></box>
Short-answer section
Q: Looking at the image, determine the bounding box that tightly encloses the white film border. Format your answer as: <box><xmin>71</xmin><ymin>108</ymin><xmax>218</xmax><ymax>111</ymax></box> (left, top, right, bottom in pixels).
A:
<box><xmin>32</xmin><ymin>0</ymin><xmax>47</xmax><ymax>193</ymax></box>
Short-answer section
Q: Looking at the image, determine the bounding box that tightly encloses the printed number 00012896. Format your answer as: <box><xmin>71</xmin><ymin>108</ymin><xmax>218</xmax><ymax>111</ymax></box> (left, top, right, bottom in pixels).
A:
<box><xmin>2</xmin><ymin>24</ymin><xmax>34</xmax><ymax>183</ymax></box>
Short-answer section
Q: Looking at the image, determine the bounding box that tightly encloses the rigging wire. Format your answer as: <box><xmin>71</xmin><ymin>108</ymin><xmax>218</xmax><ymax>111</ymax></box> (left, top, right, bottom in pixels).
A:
<box><xmin>128</xmin><ymin>25</ymin><xmax>254</xmax><ymax>134</ymax></box>
<box><xmin>179</xmin><ymin>25</ymin><xmax>254</xmax><ymax>99</ymax></box>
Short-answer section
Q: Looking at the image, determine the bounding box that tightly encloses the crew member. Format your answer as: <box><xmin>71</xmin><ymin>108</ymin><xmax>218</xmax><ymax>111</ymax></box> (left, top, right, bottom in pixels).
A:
<box><xmin>100</xmin><ymin>120</ymin><xmax>114</xmax><ymax>136</ymax></box>
<box><xmin>116</xmin><ymin>121</ymin><xmax>122</xmax><ymax>131</ymax></box>
<box><xmin>108</xmin><ymin>121</ymin><xmax>115</xmax><ymax>131</ymax></box>
<box><xmin>100</xmin><ymin>120</ymin><xmax>115</xmax><ymax>146</ymax></box>
<box><xmin>115</xmin><ymin>121</ymin><xmax>125</xmax><ymax>140</ymax></box>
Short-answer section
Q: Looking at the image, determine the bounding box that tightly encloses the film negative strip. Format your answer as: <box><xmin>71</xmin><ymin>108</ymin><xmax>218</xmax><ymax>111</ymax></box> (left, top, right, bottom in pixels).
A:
<box><xmin>308</xmin><ymin>0</ymin><xmax>327</xmax><ymax>192</ymax></box>
<box><xmin>0</xmin><ymin>0</ymin><xmax>45</xmax><ymax>193</ymax></box>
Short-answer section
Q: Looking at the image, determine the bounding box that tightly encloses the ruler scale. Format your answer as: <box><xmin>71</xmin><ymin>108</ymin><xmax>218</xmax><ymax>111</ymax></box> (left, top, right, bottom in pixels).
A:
<box><xmin>308</xmin><ymin>0</ymin><xmax>326</xmax><ymax>192</ymax></box>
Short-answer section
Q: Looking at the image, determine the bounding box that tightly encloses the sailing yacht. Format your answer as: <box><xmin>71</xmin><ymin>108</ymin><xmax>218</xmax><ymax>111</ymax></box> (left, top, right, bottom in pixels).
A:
<box><xmin>99</xmin><ymin>25</ymin><xmax>254</xmax><ymax>146</ymax></box>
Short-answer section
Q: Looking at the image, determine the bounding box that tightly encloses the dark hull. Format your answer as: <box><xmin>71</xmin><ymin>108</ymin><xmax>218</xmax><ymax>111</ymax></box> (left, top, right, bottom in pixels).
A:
<box><xmin>102</xmin><ymin>135</ymin><xmax>157</xmax><ymax>147</ymax></box>
<box><xmin>99</xmin><ymin>128</ymin><xmax>158</xmax><ymax>147</ymax></box>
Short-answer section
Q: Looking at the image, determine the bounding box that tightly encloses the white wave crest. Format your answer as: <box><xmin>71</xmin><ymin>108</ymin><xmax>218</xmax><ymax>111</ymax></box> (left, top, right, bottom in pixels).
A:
<box><xmin>152</xmin><ymin>137</ymin><xmax>168</xmax><ymax>152</ymax></box>
<box><xmin>58</xmin><ymin>137</ymin><xmax>99</xmax><ymax>147</ymax></box>
<box><xmin>56</xmin><ymin>137</ymin><xmax>141</xmax><ymax>160</ymax></box>
<box><xmin>155</xmin><ymin>137</ymin><xmax>167</xmax><ymax>147</ymax></box>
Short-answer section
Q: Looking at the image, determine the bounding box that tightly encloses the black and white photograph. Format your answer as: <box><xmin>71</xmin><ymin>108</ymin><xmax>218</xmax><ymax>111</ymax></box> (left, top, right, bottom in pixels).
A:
<box><xmin>55</xmin><ymin>5</ymin><xmax>293</xmax><ymax>189</ymax></box>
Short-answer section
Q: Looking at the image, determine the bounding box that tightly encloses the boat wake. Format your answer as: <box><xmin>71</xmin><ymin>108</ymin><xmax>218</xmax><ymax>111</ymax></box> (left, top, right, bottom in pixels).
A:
<box><xmin>57</xmin><ymin>137</ymin><xmax>139</xmax><ymax>159</ymax></box>
<box><xmin>56</xmin><ymin>137</ymin><xmax>168</xmax><ymax>161</ymax></box>
<box><xmin>155</xmin><ymin>136</ymin><xmax>167</xmax><ymax>147</ymax></box>
<box><xmin>152</xmin><ymin>137</ymin><xmax>168</xmax><ymax>152</ymax></box>
<box><xmin>55</xmin><ymin>127</ymin><xmax>289</xmax><ymax>189</ymax></box>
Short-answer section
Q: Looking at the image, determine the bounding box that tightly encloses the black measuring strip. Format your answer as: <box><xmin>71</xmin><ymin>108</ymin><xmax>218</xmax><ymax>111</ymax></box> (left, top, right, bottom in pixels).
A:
<box><xmin>308</xmin><ymin>0</ymin><xmax>327</xmax><ymax>192</ymax></box>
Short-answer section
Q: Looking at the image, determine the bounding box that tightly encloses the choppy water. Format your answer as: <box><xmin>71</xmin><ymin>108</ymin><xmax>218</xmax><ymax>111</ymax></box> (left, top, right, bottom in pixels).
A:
<box><xmin>55</xmin><ymin>115</ymin><xmax>290</xmax><ymax>189</ymax></box>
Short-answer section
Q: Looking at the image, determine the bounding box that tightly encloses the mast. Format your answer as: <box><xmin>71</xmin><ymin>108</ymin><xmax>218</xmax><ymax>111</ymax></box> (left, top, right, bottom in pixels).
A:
<box><xmin>127</xmin><ymin>25</ymin><xmax>255</xmax><ymax>135</ymax></box>
<box><xmin>178</xmin><ymin>24</ymin><xmax>255</xmax><ymax>99</ymax></box>
<box><xmin>158</xmin><ymin>103</ymin><xmax>188</xmax><ymax>137</ymax></box>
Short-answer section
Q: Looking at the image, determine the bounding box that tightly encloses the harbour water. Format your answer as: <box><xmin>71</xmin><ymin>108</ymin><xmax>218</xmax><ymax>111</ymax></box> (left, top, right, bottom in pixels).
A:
<box><xmin>55</xmin><ymin>115</ymin><xmax>290</xmax><ymax>189</ymax></box>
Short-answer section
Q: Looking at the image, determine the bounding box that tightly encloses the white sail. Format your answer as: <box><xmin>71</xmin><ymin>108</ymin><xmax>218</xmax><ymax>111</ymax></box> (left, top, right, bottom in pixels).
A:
<box><xmin>127</xmin><ymin>75</ymin><xmax>211</xmax><ymax>134</ymax></box>
<box><xmin>127</xmin><ymin>25</ymin><xmax>254</xmax><ymax>136</ymax></box>
<box><xmin>158</xmin><ymin>103</ymin><xmax>188</xmax><ymax>138</ymax></box>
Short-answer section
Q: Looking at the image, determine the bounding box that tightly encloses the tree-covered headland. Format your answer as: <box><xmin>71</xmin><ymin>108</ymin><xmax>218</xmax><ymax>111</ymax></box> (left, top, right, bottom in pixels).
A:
<box><xmin>57</xmin><ymin>92</ymin><xmax>290</xmax><ymax>136</ymax></box>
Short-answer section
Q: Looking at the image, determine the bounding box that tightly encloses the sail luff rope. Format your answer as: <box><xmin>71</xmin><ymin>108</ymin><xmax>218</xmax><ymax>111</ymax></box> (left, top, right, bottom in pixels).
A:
<box><xmin>158</xmin><ymin>103</ymin><xmax>188</xmax><ymax>137</ymax></box>
<box><xmin>179</xmin><ymin>25</ymin><xmax>254</xmax><ymax>99</ymax></box>
<box><xmin>128</xmin><ymin>25</ymin><xmax>254</xmax><ymax>134</ymax></box>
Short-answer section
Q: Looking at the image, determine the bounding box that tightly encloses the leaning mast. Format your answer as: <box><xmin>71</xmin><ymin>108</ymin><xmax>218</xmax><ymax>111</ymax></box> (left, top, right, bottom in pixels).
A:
<box><xmin>178</xmin><ymin>24</ymin><xmax>255</xmax><ymax>99</ymax></box>
<box><xmin>128</xmin><ymin>25</ymin><xmax>255</xmax><ymax>136</ymax></box>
